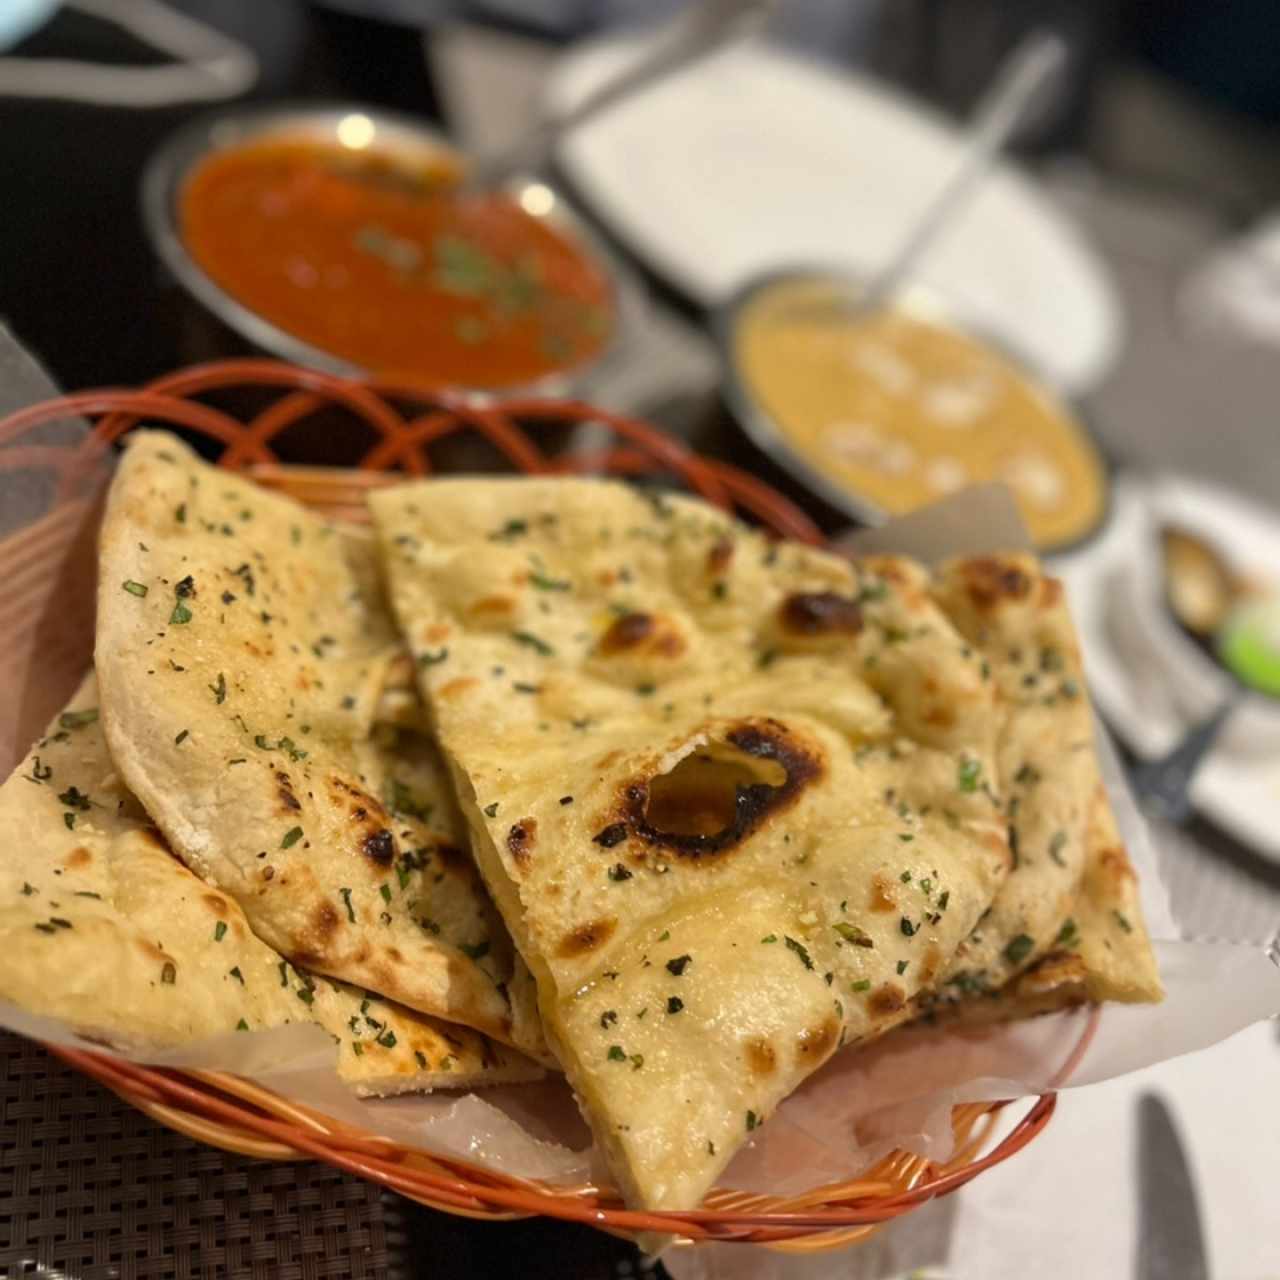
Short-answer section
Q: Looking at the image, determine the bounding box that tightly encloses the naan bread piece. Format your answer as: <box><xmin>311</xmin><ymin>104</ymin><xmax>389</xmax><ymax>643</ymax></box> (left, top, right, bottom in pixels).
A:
<box><xmin>95</xmin><ymin>432</ymin><xmax>544</xmax><ymax>1058</ymax></box>
<box><xmin>376</xmin><ymin>652</ymin><xmax>430</xmax><ymax>730</ymax></box>
<box><xmin>0</xmin><ymin>675</ymin><xmax>541</xmax><ymax>1093</ymax></box>
<box><xmin>915</xmin><ymin>777</ymin><xmax>1163</xmax><ymax>1027</ymax></box>
<box><xmin>923</xmin><ymin>552</ymin><xmax>1160</xmax><ymax>1009</ymax></box>
<box><xmin>371</xmin><ymin>477</ymin><xmax>1012</xmax><ymax>1211</ymax></box>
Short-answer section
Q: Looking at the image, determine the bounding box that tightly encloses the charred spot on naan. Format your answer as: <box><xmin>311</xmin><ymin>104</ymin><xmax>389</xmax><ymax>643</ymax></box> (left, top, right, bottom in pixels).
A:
<box><xmin>507</xmin><ymin>819</ymin><xmax>537</xmax><ymax>871</ymax></box>
<box><xmin>275</xmin><ymin>770</ymin><xmax>302</xmax><ymax>813</ymax></box>
<box><xmin>868</xmin><ymin>983</ymin><xmax>907</xmax><ymax>1017</ymax></box>
<box><xmin>796</xmin><ymin>1014</ymin><xmax>841</xmax><ymax>1061</ymax></box>
<box><xmin>745</xmin><ymin>1037</ymin><xmax>777</xmax><ymax>1076</ymax></box>
<box><xmin>958</xmin><ymin>557</ymin><xmax>1035</xmax><ymax>611</ymax></box>
<box><xmin>777</xmin><ymin>592</ymin><xmax>864</xmax><ymax>638</ymax></box>
<box><xmin>62</xmin><ymin>846</ymin><xmax>93</xmax><ymax>870</ymax></box>
<box><xmin>327</xmin><ymin>774</ymin><xmax>398</xmax><ymax>867</ymax></box>
<box><xmin>558</xmin><ymin>917</ymin><xmax>617</xmax><ymax>958</ymax></box>
<box><xmin>596</xmin><ymin>611</ymin><xmax>686</xmax><ymax>660</ymax></box>
<box><xmin>599</xmin><ymin>719</ymin><xmax>823</xmax><ymax>863</ymax></box>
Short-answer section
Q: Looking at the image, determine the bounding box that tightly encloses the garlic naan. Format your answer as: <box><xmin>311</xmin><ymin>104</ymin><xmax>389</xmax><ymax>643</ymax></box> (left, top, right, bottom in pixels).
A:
<box><xmin>95</xmin><ymin>432</ymin><xmax>543</xmax><ymax>1059</ymax></box>
<box><xmin>372</xmin><ymin>477</ymin><xmax>1012</xmax><ymax>1211</ymax></box>
<box><xmin>0</xmin><ymin>674</ymin><xmax>541</xmax><ymax>1094</ymax></box>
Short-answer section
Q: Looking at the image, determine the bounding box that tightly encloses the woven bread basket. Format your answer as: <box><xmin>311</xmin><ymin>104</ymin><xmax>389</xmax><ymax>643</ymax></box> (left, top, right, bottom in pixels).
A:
<box><xmin>0</xmin><ymin>359</ymin><xmax>1097</xmax><ymax>1252</ymax></box>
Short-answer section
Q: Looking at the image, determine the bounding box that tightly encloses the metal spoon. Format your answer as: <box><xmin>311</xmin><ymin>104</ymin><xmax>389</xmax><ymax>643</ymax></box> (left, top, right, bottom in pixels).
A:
<box><xmin>461</xmin><ymin>0</ymin><xmax>776</xmax><ymax>194</ymax></box>
<box><xmin>797</xmin><ymin>29</ymin><xmax>1069</xmax><ymax>323</ymax></box>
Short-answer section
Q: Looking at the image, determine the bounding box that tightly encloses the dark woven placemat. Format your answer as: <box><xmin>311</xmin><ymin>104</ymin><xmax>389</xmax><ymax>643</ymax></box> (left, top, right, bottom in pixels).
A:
<box><xmin>0</xmin><ymin>1031</ymin><xmax>390</xmax><ymax>1280</ymax></box>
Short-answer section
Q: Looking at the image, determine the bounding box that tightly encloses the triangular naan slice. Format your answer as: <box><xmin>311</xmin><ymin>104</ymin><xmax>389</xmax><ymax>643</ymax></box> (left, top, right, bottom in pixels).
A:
<box><xmin>95</xmin><ymin>431</ymin><xmax>543</xmax><ymax>1058</ymax></box>
<box><xmin>371</xmin><ymin>476</ymin><xmax>1012</xmax><ymax>1211</ymax></box>
<box><xmin>0</xmin><ymin>674</ymin><xmax>541</xmax><ymax>1094</ymax></box>
<box><xmin>922</xmin><ymin>554</ymin><xmax>1157</xmax><ymax>997</ymax></box>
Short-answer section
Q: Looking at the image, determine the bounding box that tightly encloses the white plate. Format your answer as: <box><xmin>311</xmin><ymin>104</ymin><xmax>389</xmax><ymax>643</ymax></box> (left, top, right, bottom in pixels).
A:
<box><xmin>547</xmin><ymin>37</ymin><xmax>1122</xmax><ymax>392</ymax></box>
<box><xmin>1055</xmin><ymin>473</ymin><xmax>1280</xmax><ymax>862</ymax></box>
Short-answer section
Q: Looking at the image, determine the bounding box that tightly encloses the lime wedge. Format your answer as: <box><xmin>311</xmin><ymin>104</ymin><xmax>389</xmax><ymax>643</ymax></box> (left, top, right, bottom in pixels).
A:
<box><xmin>1218</xmin><ymin>598</ymin><xmax>1280</xmax><ymax>698</ymax></box>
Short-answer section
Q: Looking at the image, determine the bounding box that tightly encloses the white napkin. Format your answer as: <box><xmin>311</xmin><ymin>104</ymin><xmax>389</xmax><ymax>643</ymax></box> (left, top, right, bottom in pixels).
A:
<box><xmin>665</xmin><ymin>1017</ymin><xmax>1280</xmax><ymax>1280</ymax></box>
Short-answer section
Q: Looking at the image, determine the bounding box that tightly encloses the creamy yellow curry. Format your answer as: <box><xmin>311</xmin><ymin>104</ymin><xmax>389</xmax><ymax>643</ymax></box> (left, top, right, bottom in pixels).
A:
<box><xmin>732</xmin><ymin>277</ymin><xmax>1107</xmax><ymax>550</ymax></box>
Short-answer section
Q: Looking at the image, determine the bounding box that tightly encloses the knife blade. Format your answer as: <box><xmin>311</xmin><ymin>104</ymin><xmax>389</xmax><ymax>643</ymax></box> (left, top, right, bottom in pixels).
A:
<box><xmin>1136</xmin><ymin>1092</ymin><xmax>1210</xmax><ymax>1280</ymax></box>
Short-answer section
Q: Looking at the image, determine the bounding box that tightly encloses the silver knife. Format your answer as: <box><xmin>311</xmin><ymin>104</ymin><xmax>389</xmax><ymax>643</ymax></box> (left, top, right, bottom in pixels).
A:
<box><xmin>1136</xmin><ymin>1093</ymin><xmax>1210</xmax><ymax>1280</ymax></box>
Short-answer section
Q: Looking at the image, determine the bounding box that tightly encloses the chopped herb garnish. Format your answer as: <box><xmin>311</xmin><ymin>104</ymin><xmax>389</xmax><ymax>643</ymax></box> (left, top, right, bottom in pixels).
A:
<box><xmin>600</xmin><ymin>1010</ymin><xmax>618</xmax><ymax>1029</ymax></box>
<box><xmin>1004</xmin><ymin>934</ymin><xmax>1034</xmax><ymax>966</ymax></box>
<box><xmin>214</xmin><ymin>921</ymin><xmax>227</xmax><ymax>942</ymax></box>
<box><xmin>1015</xmin><ymin>763</ymin><xmax>1041</xmax><ymax>786</ymax></box>
<box><xmin>513</xmin><ymin>631</ymin><xmax>554</xmax><ymax>656</ymax></box>
<box><xmin>784</xmin><ymin>936</ymin><xmax>814</xmax><ymax>970</ymax></box>
<box><xmin>900</xmin><ymin>870</ymin><xmax>913</xmax><ymax>883</ymax></box>
<box><xmin>236</xmin><ymin>1019</ymin><xmax>249</xmax><ymax>1031</ymax></box>
<box><xmin>380</xmin><ymin>884</ymin><xmax>392</xmax><ymax>904</ymax></box>
<box><xmin>635</xmin><ymin>683</ymin><xmax>656</xmax><ymax>697</ymax></box>
<box><xmin>460</xmin><ymin>940</ymin><xmax>491</xmax><ymax>960</ymax></box>
<box><xmin>63</xmin><ymin>813</ymin><xmax>75</xmax><ymax>830</ymax></box>
<box><xmin>746</xmin><ymin>1110</ymin><xmax>759</xmax><ymax>1132</ymax></box>
<box><xmin>20</xmin><ymin>883</ymin><xmax>34</xmax><ymax>896</ymax></box>
<box><xmin>1056</xmin><ymin>918</ymin><xmax>1079</xmax><ymax>948</ymax></box>
<box><xmin>606</xmin><ymin>1045</ymin><xmax>626</xmax><ymax>1062</ymax></box>
<box><xmin>530</xmin><ymin>570</ymin><xmax>571</xmax><ymax>591</ymax></box>
<box><xmin>229</xmin><ymin>966</ymin><xmax>244</xmax><ymax>985</ymax></box>
<box><xmin>896</xmin><ymin>960</ymin><xmax>908</xmax><ymax>975</ymax></box>
<box><xmin>666</xmin><ymin>996</ymin><xmax>684</xmax><ymax>1014</ymax></box>
<box><xmin>59</xmin><ymin>708</ymin><xmax>99</xmax><ymax>731</ymax></box>
<box><xmin>1048</xmin><ymin>831</ymin><xmax>1068</xmax><ymax>866</ymax></box>
<box><xmin>161</xmin><ymin>962</ymin><xmax>176</xmax><ymax>984</ymax></box>
<box><xmin>488</xmin><ymin>518</ymin><xmax>529</xmax><ymax>542</ymax></box>
<box><xmin>938</xmin><ymin>890</ymin><xmax>950</xmax><ymax>911</ymax></box>
<box><xmin>900</xmin><ymin>917</ymin><xmax>918</xmax><ymax>937</ymax></box>
<box><xmin>174</xmin><ymin>729</ymin><xmax>189</xmax><ymax>745</ymax></box>
<box><xmin>607</xmin><ymin>862</ymin><xmax>633</xmax><ymax>882</ymax></box>
<box><xmin>852</xmin><ymin>979</ymin><xmax>871</xmax><ymax>993</ymax></box>
<box><xmin>761</xmin><ymin>933</ymin><xmax>777</xmax><ymax>944</ymax></box>
<box><xmin>415</xmin><ymin>1050</ymin><xmax>428</xmax><ymax>1069</ymax></box>
<box><xmin>169</xmin><ymin>600</ymin><xmax>192</xmax><ymax>625</ymax></box>
<box><xmin>418</xmin><ymin>648</ymin><xmax>449</xmax><ymax>667</ymax></box>
<box><xmin>957</xmin><ymin>758</ymin><xmax>982</xmax><ymax>792</ymax></box>
<box><xmin>281</xmin><ymin>826</ymin><xmax>304</xmax><ymax>850</ymax></box>
<box><xmin>278</xmin><ymin>960</ymin><xmax>289</xmax><ymax>987</ymax></box>
<box><xmin>483</xmin><ymin>802</ymin><xmax>499</xmax><ymax>818</ymax></box>
<box><xmin>296</xmin><ymin>985</ymin><xmax>315</xmax><ymax>1006</ymax></box>
<box><xmin>512</xmin><ymin>682</ymin><xmax>540</xmax><ymax>694</ymax></box>
<box><xmin>666</xmin><ymin>954</ymin><xmax>691</xmax><ymax>976</ymax></box>
<box><xmin>58</xmin><ymin>786</ymin><xmax>91</xmax><ymax>810</ymax></box>
<box><xmin>210</xmin><ymin>673</ymin><xmax>226</xmax><ymax>704</ymax></box>
<box><xmin>833</xmin><ymin>922</ymin><xmax>874</xmax><ymax>948</ymax></box>
<box><xmin>122</xmin><ymin>580</ymin><xmax>148</xmax><ymax>598</ymax></box>
<box><xmin>376</xmin><ymin>1029</ymin><xmax>397</xmax><ymax>1049</ymax></box>
<box><xmin>339</xmin><ymin>887</ymin><xmax>356</xmax><ymax>922</ymax></box>
<box><xmin>1114</xmin><ymin>911</ymin><xmax>1133</xmax><ymax>933</ymax></box>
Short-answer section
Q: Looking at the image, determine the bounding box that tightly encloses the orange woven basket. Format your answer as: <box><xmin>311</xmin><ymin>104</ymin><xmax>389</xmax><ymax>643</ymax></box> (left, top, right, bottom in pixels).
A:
<box><xmin>0</xmin><ymin>359</ymin><xmax>1097</xmax><ymax>1253</ymax></box>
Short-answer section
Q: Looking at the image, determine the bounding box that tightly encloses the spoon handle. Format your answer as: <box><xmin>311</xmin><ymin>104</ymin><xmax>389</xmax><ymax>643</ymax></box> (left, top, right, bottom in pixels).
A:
<box><xmin>1129</xmin><ymin>696</ymin><xmax>1240</xmax><ymax>826</ymax></box>
<box><xmin>857</xmin><ymin>30</ymin><xmax>1069</xmax><ymax>314</ymax></box>
<box><xmin>465</xmin><ymin>0</ymin><xmax>775</xmax><ymax>193</ymax></box>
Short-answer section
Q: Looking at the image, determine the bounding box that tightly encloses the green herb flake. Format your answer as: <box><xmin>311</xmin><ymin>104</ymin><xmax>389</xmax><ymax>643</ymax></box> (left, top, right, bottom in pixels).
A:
<box><xmin>278</xmin><ymin>961</ymin><xmax>289</xmax><ymax>987</ymax></box>
<box><xmin>900</xmin><ymin>917</ymin><xmax>918</xmax><ymax>937</ymax></box>
<box><xmin>606</xmin><ymin>1045</ymin><xmax>627</xmax><ymax>1062</ymax></box>
<box><xmin>900</xmin><ymin>870</ymin><xmax>913</xmax><ymax>883</ymax></box>
<box><xmin>379</xmin><ymin>884</ymin><xmax>392</xmax><ymax>904</ymax></box>
<box><xmin>59</xmin><ymin>708</ymin><xmax>99</xmax><ymax>731</ymax></box>
<box><xmin>1048</xmin><ymin>831</ymin><xmax>1068</xmax><ymax>866</ymax></box>
<box><xmin>418</xmin><ymin>648</ymin><xmax>449</xmax><ymax>667</ymax></box>
<box><xmin>340</xmin><ymin>887</ymin><xmax>356</xmax><ymax>922</ymax></box>
<box><xmin>607</xmin><ymin>862</ymin><xmax>633</xmax><ymax>882</ymax></box>
<box><xmin>236</xmin><ymin>1018</ymin><xmax>249</xmax><ymax>1031</ymax></box>
<box><xmin>281</xmin><ymin>826</ymin><xmax>304</xmax><ymax>850</ymax></box>
<box><xmin>214</xmin><ymin>921</ymin><xmax>227</xmax><ymax>942</ymax></box>
<box><xmin>666</xmin><ymin>954</ymin><xmax>692</xmax><ymax>976</ymax></box>
<box><xmin>513</xmin><ymin>630</ymin><xmax>554</xmax><ymax>656</ymax></box>
<box><xmin>210</xmin><ymin>673</ymin><xmax>226</xmax><ymax>705</ymax></box>
<box><xmin>174</xmin><ymin>729</ymin><xmax>189</xmax><ymax>745</ymax></box>
<box><xmin>1004</xmin><ymin>934</ymin><xmax>1034</xmax><ymax>966</ymax></box>
<box><xmin>746</xmin><ymin>1110</ymin><xmax>759</xmax><ymax>1132</ymax></box>
<box><xmin>833</xmin><ymin>922</ymin><xmax>874</xmax><ymax>948</ymax></box>
<box><xmin>761</xmin><ymin>933</ymin><xmax>778</xmax><ymax>944</ymax></box>
<box><xmin>666</xmin><ymin>996</ymin><xmax>684</xmax><ymax>1014</ymax></box>
<box><xmin>170</xmin><ymin>600</ymin><xmax>192</xmax><ymax>625</ymax></box>
<box><xmin>783</xmin><ymin>935</ymin><xmax>814</xmax><ymax>970</ymax></box>
<box><xmin>122</xmin><ymin>580</ymin><xmax>148</xmax><ymax>598</ymax></box>
<box><xmin>415</xmin><ymin>1050</ymin><xmax>428</xmax><ymax>1069</ymax></box>
<box><xmin>161</xmin><ymin>962</ymin><xmax>177</xmax><ymax>985</ymax></box>
<box><xmin>376</xmin><ymin>1029</ymin><xmax>397</xmax><ymax>1049</ymax></box>
<box><xmin>852</xmin><ymin>979</ymin><xmax>872</xmax><ymax>993</ymax></box>
<box><xmin>229</xmin><ymin>966</ymin><xmax>244</xmax><ymax>985</ymax></box>
<box><xmin>483</xmin><ymin>802</ymin><xmax>499</xmax><ymax>818</ymax></box>
<box><xmin>896</xmin><ymin>959</ymin><xmax>908</xmax><ymax>975</ymax></box>
<box><xmin>1056</xmin><ymin>918</ymin><xmax>1080</xmax><ymax>948</ymax></box>
<box><xmin>1114</xmin><ymin>911</ymin><xmax>1133</xmax><ymax>934</ymax></box>
<box><xmin>957</xmin><ymin>758</ymin><xmax>982</xmax><ymax>792</ymax></box>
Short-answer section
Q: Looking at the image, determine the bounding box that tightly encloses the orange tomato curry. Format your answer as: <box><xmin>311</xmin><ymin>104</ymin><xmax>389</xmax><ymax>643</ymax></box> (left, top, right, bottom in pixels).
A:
<box><xmin>180</xmin><ymin>138</ymin><xmax>614</xmax><ymax>388</ymax></box>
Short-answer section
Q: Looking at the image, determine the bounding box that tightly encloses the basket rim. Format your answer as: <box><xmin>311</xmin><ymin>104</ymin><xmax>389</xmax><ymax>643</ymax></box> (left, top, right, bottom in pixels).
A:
<box><xmin>0</xmin><ymin>357</ymin><xmax>1096</xmax><ymax>1247</ymax></box>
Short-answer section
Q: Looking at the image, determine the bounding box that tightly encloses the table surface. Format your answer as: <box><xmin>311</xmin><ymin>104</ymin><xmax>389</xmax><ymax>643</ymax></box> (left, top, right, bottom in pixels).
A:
<box><xmin>2</xmin><ymin>7</ymin><xmax>1279</xmax><ymax>1280</ymax></box>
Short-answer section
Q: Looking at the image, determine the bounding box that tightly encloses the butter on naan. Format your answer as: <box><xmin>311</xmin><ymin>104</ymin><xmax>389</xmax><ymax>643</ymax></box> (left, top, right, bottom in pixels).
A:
<box><xmin>371</xmin><ymin>476</ymin><xmax>1012</xmax><ymax>1211</ymax></box>
<box><xmin>0</xmin><ymin>674</ymin><xmax>541</xmax><ymax>1095</ymax></box>
<box><xmin>95</xmin><ymin>432</ymin><xmax>544</xmax><ymax>1059</ymax></box>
